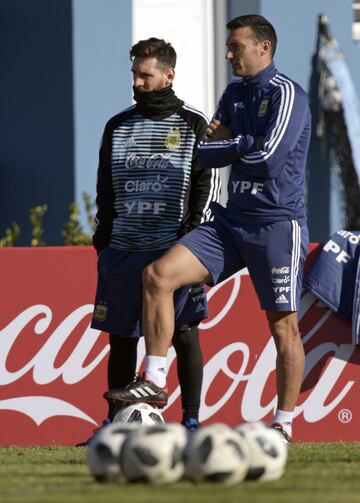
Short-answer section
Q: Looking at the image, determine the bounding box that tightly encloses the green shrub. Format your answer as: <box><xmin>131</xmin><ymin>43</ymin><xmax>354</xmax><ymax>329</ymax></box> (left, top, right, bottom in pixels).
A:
<box><xmin>30</xmin><ymin>205</ymin><xmax>47</xmax><ymax>246</ymax></box>
<box><xmin>0</xmin><ymin>193</ymin><xmax>95</xmax><ymax>247</ymax></box>
<box><xmin>62</xmin><ymin>192</ymin><xmax>95</xmax><ymax>245</ymax></box>
<box><xmin>0</xmin><ymin>223</ymin><xmax>20</xmax><ymax>247</ymax></box>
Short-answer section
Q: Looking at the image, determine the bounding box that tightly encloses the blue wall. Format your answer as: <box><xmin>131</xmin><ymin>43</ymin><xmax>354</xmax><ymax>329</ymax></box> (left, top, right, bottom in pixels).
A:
<box><xmin>1</xmin><ymin>0</ymin><xmax>358</xmax><ymax>244</ymax></box>
<box><xmin>0</xmin><ymin>0</ymin><xmax>132</xmax><ymax>244</ymax></box>
<box><xmin>228</xmin><ymin>0</ymin><xmax>360</xmax><ymax>240</ymax></box>
<box><xmin>261</xmin><ymin>0</ymin><xmax>360</xmax><ymax>94</ymax></box>
<box><xmin>0</xmin><ymin>0</ymin><xmax>75</xmax><ymax>245</ymax></box>
<box><xmin>72</xmin><ymin>0</ymin><xmax>132</xmax><ymax>233</ymax></box>
<box><xmin>228</xmin><ymin>0</ymin><xmax>360</xmax><ymax>100</ymax></box>
<box><xmin>261</xmin><ymin>0</ymin><xmax>360</xmax><ymax>240</ymax></box>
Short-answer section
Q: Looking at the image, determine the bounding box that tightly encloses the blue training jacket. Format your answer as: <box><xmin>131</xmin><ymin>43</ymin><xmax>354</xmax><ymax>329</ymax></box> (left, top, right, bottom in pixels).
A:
<box><xmin>303</xmin><ymin>230</ymin><xmax>360</xmax><ymax>345</ymax></box>
<box><xmin>197</xmin><ymin>62</ymin><xmax>311</xmax><ymax>223</ymax></box>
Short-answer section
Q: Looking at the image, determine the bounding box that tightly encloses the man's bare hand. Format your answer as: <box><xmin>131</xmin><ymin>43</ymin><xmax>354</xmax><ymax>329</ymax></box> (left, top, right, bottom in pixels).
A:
<box><xmin>204</xmin><ymin>119</ymin><xmax>233</xmax><ymax>142</ymax></box>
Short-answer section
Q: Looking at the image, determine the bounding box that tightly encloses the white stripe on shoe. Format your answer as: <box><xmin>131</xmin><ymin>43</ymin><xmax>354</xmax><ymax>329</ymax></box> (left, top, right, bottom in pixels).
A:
<box><xmin>143</xmin><ymin>386</ymin><xmax>157</xmax><ymax>395</ymax></box>
<box><xmin>129</xmin><ymin>386</ymin><xmax>158</xmax><ymax>398</ymax></box>
<box><xmin>136</xmin><ymin>388</ymin><xmax>149</xmax><ymax>397</ymax></box>
<box><xmin>129</xmin><ymin>389</ymin><xmax>142</xmax><ymax>398</ymax></box>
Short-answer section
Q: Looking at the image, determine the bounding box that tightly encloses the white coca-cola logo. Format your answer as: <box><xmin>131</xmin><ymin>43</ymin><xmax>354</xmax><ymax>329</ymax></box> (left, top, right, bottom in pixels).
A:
<box><xmin>0</xmin><ymin>304</ymin><xmax>107</xmax><ymax>425</ymax></box>
<box><xmin>168</xmin><ymin>275</ymin><xmax>354</xmax><ymax>423</ymax></box>
<box><xmin>0</xmin><ymin>272</ymin><xmax>355</xmax><ymax>428</ymax></box>
<box><xmin>125</xmin><ymin>153</ymin><xmax>172</xmax><ymax>170</ymax></box>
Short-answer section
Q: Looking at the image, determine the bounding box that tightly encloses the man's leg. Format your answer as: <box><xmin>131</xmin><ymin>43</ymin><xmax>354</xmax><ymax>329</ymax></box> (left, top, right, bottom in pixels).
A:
<box><xmin>141</xmin><ymin>244</ymin><xmax>210</xmax><ymax>389</ymax></box>
<box><xmin>142</xmin><ymin>244</ymin><xmax>211</xmax><ymax>356</ymax></box>
<box><xmin>104</xmin><ymin>243</ymin><xmax>210</xmax><ymax>406</ymax></box>
<box><xmin>76</xmin><ymin>333</ymin><xmax>139</xmax><ymax>445</ymax></box>
<box><xmin>172</xmin><ymin>324</ymin><xmax>202</xmax><ymax>429</ymax></box>
<box><xmin>266</xmin><ymin>310</ymin><xmax>305</xmax><ymax>441</ymax></box>
<box><xmin>107</xmin><ymin>334</ymin><xmax>139</xmax><ymax>419</ymax></box>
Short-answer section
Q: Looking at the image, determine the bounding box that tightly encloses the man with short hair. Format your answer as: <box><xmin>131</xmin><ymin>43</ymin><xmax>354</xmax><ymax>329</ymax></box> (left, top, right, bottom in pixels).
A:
<box><xmin>87</xmin><ymin>37</ymin><xmax>220</xmax><ymax>438</ymax></box>
<box><xmin>106</xmin><ymin>16</ymin><xmax>311</xmax><ymax>443</ymax></box>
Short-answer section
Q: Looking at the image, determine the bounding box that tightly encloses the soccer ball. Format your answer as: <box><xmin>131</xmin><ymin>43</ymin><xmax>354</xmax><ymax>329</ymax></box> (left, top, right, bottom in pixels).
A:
<box><xmin>157</xmin><ymin>422</ymin><xmax>188</xmax><ymax>451</ymax></box>
<box><xmin>184</xmin><ymin>423</ymin><xmax>249</xmax><ymax>485</ymax></box>
<box><xmin>120</xmin><ymin>423</ymin><xmax>187</xmax><ymax>484</ymax></box>
<box><xmin>87</xmin><ymin>422</ymin><xmax>136</xmax><ymax>482</ymax></box>
<box><xmin>235</xmin><ymin>422</ymin><xmax>288</xmax><ymax>481</ymax></box>
<box><xmin>113</xmin><ymin>402</ymin><xmax>164</xmax><ymax>425</ymax></box>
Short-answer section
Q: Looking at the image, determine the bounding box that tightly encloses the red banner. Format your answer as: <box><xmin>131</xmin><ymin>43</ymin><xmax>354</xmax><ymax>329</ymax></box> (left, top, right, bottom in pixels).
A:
<box><xmin>0</xmin><ymin>246</ymin><xmax>359</xmax><ymax>445</ymax></box>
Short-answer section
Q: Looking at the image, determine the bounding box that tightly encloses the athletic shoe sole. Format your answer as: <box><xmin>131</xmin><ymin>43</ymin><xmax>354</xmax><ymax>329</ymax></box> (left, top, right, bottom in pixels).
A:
<box><xmin>271</xmin><ymin>422</ymin><xmax>292</xmax><ymax>444</ymax></box>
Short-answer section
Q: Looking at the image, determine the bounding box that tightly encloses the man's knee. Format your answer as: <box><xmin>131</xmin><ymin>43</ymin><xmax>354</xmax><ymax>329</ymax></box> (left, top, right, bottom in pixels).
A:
<box><xmin>142</xmin><ymin>259</ymin><xmax>176</xmax><ymax>294</ymax></box>
<box><xmin>172</xmin><ymin>325</ymin><xmax>199</xmax><ymax>350</ymax></box>
<box><xmin>143</xmin><ymin>261</ymin><xmax>162</xmax><ymax>293</ymax></box>
<box><xmin>266</xmin><ymin>311</ymin><xmax>301</xmax><ymax>349</ymax></box>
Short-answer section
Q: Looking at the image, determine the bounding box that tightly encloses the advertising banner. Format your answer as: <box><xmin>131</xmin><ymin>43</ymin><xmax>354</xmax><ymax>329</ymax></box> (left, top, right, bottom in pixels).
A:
<box><xmin>0</xmin><ymin>246</ymin><xmax>358</xmax><ymax>445</ymax></box>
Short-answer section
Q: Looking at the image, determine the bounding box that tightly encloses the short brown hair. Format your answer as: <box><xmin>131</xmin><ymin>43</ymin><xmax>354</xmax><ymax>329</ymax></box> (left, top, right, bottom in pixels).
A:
<box><xmin>227</xmin><ymin>14</ymin><xmax>277</xmax><ymax>57</ymax></box>
<box><xmin>130</xmin><ymin>37</ymin><xmax>177</xmax><ymax>70</ymax></box>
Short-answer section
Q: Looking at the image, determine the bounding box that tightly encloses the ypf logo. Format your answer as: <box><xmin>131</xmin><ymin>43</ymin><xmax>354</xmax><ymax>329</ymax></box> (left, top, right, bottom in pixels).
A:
<box><xmin>323</xmin><ymin>240</ymin><xmax>351</xmax><ymax>264</ymax></box>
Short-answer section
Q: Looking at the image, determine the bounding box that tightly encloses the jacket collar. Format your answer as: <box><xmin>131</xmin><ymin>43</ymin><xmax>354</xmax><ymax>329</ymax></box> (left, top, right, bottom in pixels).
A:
<box><xmin>241</xmin><ymin>62</ymin><xmax>278</xmax><ymax>89</ymax></box>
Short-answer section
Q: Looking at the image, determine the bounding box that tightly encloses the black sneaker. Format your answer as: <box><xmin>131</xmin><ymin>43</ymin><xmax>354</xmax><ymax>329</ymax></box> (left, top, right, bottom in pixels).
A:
<box><xmin>103</xmin><ymin>374</ymin><xmax>168</xmax><ymax>409</ymax></box>
<box><xmin>271</xmin><ymin>422</ymin><xmax>292</xmax><ymax>444</ymax></box>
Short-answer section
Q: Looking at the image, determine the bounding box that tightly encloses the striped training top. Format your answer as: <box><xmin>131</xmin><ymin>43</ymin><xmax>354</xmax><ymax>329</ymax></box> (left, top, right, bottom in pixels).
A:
<box><xmin>93</xmin><ymin>103</ymin><xmax>220</xmax><ymax>251</ymax></box>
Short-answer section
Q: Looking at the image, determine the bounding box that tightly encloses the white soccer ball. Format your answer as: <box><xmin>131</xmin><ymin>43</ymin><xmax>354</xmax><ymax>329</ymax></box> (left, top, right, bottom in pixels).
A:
<box><xmin>184</xmin><ymin>423</ymin><xmax>250</xmax><ymax>485</ymax></box>
<box><xmin>120</xmin><ymin>423</ymin><xmax>187</xmax><ymax>484</ymax></box>
<box><xmin>87</xmin><ymin>422</ymin><xmax>136</xmax><ymax>482</ymax></box>
<box><xmin>235</xmin><ymin>422</ymin><xmax>288</xmax><ymax>481</ymax></box>
<box><xmin>113</xmin><ymin>402</ymin><xmax>164</xmax><ymax>425</ymax></box>
<box><xmin>161</xmin><ymin>422</ymin><xmax>188</xmax><ymax>446</ymax></box>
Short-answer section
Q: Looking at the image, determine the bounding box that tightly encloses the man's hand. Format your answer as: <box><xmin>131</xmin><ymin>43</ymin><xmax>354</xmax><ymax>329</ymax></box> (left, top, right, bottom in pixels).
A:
<box><xmin>255</xmin><ymin>135</ymin><xmax>264</xmax><ymax>150</ymax></box>
<box><xmin>204</xmin><ymin>119</ymin><xmax>233</xmax><ymax>142</ymax></box>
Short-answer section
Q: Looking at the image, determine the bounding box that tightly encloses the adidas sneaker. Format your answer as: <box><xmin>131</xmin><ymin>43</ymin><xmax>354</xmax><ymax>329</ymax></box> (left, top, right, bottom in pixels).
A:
<box><xmin>103</xmin><ymin>374</ymin><xmax>168</xmax><ymax>408</ymax></box>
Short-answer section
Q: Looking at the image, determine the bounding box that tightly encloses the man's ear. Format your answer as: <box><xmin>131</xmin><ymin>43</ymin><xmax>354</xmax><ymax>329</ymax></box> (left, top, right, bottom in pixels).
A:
<box><xmin>260</xmin><ymin>40</ymin><xmax>271</xmax><ymax>56</ymax></box>
<box><xmin>165</xmin><ymin>67</ymin><xmax>175</xmax><ymax>85</ymax></box>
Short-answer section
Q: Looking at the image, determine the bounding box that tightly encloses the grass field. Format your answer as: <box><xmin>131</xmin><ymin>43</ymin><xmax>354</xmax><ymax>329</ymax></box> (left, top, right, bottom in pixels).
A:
<box><xmin>0</xmin><ymin>443</ymin><xmax>359</xmax><ymax>503</ymax></box>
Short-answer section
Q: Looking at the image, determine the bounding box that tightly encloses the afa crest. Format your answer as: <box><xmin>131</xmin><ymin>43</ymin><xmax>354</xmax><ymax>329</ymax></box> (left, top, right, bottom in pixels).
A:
<box><xmin>258</xmin><ymin>97</ymin><xmax>269</xmax><ymax>117</ymax></box>
<box><xmin>93</xmin><ymin>303</ymin><xmax>108</xmax><ymax>322</ymax></box>
<box><xmin>165</xmin><ymin>127</ymin><xmax>181</xmax><ymax>149</ymax></box>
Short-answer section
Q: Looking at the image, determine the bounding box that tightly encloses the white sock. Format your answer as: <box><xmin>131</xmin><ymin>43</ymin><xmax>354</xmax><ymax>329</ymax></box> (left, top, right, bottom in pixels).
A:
<box><xmin>144</xmin><ymin>355</ymin><xmax>167</xmax><ymax>388</ymax></box>
<box><xmin>272</xmin><ymin>409</ymin><xmax>294</xmax><ymax>436</ymax></box>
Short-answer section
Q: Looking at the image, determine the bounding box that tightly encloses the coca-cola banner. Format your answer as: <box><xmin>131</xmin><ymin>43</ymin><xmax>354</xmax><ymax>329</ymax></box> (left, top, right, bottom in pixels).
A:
<box><xmin>0</xmin><ymin>246</ymin><xmax>359</xmax><ymax>445</ymax></box>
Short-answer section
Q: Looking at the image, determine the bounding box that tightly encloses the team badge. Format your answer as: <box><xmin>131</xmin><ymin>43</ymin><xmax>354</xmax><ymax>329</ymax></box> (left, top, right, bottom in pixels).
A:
<box><xmin>165</xmin><ymin>127</ymin><xmax>181</xmax><ymax>149</ymax></box>
<box><xmin>258</xmin><ymin>97</ymin><xmax>269</xmax><ymax>117</ymax></box>
<box><xmin>93</xmin><ymin>303</ymin><xmax>108</xmax><ymax>322</ymax></box>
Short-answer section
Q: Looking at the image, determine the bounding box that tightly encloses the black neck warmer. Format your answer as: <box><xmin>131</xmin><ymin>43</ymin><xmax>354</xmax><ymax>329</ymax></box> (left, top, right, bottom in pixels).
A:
<box><xmin>133</xmin><ymin>85</ymin><xmax>184</xmax><ymax>120</ymax></box>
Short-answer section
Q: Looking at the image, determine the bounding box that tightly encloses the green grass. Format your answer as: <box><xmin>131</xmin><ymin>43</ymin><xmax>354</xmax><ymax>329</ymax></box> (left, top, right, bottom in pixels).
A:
<box><xmin>0</xmin><ymin>443</ymin><xmax>359</xmax><ymax>503</ymax></box>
